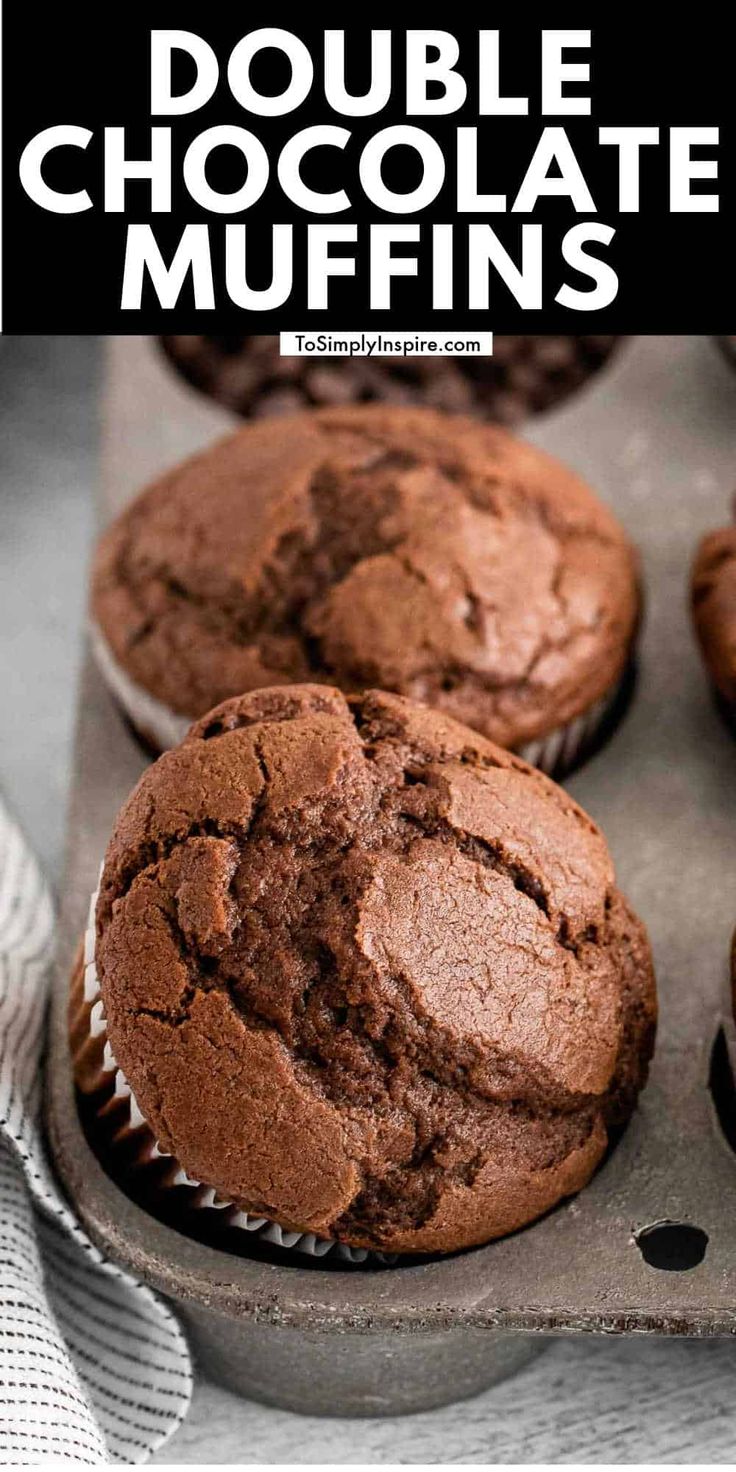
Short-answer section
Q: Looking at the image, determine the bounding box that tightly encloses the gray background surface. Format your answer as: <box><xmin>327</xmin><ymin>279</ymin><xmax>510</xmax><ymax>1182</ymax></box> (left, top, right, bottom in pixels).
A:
<box><xmin>3</xmin><ymin>334</ymin><xmax>736</xmax><ymax>1463</ymax></box>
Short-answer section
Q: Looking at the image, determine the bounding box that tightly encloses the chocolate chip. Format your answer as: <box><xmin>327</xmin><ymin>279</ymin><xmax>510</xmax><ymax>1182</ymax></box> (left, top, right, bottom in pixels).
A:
<box><xmin>160</xmin><ymin>335</ymin><xmax>622</xmax><ymax>424</ymax></box>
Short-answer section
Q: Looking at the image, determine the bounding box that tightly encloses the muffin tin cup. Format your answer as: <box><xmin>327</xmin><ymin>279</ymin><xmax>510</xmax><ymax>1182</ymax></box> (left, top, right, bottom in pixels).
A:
<box><xmin>74</xmin><ymin>890</ymin><xmax>388</xmax><ymax>1267</ymax></box>
<box><xmin>46</xmin><ymin>335</ymin><xmax>736</xmax><ymax>1418</ymax></box>
<box><xmin>61</xmin><ymin>912</ymin><xmax>546</xmax><ymax>1415</ymax></box>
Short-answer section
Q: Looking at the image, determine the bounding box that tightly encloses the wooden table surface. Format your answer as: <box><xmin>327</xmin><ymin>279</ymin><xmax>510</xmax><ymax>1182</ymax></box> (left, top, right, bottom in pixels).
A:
<box><xmin>3</xmin><ymin>334</ymin><xmax>736</xmax><ymax>1464</ymax></box>
<box><xmin>154</xmin><ymin>1338</ymin><xmax>736</xmax><ymax>1463</ymax></box>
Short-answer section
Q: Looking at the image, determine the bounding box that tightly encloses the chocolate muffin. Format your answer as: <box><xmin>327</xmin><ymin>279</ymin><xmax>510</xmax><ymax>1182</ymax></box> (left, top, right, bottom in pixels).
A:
<box><xmin>691</xmin><ymin>506</ymin><xmax>736</xmax><ymax>721</ymax></box>
<box><xmin>87</xmin><ymin>684</ymin><xmax>656</xmax><ymax>1257</ymax></box>
<box><xmin>91</xmin><ymin>405</ymin><xmax>641</xmax><ymax>772</ymax></box>
<box><xmin>160</xmin><ymin>335</ymin><xmax>621</xmax><ymax>427</ymax></box>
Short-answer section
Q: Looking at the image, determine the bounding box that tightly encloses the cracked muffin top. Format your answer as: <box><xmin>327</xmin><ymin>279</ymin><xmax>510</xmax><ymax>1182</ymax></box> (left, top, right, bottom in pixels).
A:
<box><xmin>90</xmin><ymin>405</ymin><xmax>640</xmax><ymax>752</ymax></box>
<box><xmin>95</xmin><ymin>684</ymin><xmax>656</xmax><ymax>1255</ymax></box>
<box><xmin>692</xmin><ymin>513</ymin><xmax>736</xmax><ymax>706</ymax></box>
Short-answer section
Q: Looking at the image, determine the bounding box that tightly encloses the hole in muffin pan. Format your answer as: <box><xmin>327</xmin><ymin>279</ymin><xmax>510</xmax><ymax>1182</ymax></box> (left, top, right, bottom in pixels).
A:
<box><xmin>634</xmin><ymin>1221</ymin><xmax>709</xmax><ymax>1272</ymax></box>
<box><xmin>158</xmin><ymin>335</ymin><xmax>623</xmax><ymax>428</ymax></box>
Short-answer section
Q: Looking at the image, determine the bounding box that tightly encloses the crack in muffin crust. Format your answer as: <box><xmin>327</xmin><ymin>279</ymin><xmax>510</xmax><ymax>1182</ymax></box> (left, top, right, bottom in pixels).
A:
<box><xmin>95</xmin><ymin>685</ymin><xmax>656</xmax><ymax>1254</ymax></box>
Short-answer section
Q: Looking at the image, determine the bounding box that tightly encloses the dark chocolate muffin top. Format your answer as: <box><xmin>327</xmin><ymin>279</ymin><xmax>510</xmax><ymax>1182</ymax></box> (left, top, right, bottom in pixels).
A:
<box><xmin>91</xmin><ymin>405</ymin><xmax>640</xmax><ymax>751</ymax></box>
<box><xmin>692</xmin><ymin>513</ymin><xmax>736</xmax><ymax>704</ymax></box>
<box><xmin>96</xmin><ymin>685</ymin><xmax>656</xmax><ymax>1255</ymax></box>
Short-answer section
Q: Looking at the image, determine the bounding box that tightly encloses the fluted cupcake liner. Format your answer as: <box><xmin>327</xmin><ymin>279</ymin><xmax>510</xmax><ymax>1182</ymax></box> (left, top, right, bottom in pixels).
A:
<box><xmin>90</xmin><ymin>616</ymin><xmax>633</xmax><ymax>779</ymax></box>
<box><xmin>90</xmin><ymin>622</ymin><xmax>190</xmax><ymax>752</ymax></box>
<box><xmin>74</xmin><ymin>888</ymin><xmax>388</xmax><ymax>1266</ymax></box>
<box><xmin>516</xmin><ymin>666</ymin><xmax>632</xmax><ymax>779</ymax></box>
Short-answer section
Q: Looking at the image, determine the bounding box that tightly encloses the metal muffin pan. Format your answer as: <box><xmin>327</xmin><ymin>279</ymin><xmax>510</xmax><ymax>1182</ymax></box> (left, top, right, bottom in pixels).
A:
<box><xmin>47</xmin><ymin>335</ymin><xmax>736</xmax><ymax>1417</ymax></box>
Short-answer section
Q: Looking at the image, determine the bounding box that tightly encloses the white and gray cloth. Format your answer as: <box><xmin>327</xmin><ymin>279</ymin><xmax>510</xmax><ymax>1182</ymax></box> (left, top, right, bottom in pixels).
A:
<box><xmin>0</xmin><ymin>800</ymin><xmax>192</xmax><ymax>1464</ymax></box>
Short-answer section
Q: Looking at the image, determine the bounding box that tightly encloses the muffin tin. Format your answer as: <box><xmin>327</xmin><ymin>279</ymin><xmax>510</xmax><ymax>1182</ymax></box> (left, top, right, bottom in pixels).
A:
<box><xmin>47</xmin><ymin>335</ymin><xmax>736</xmax><ymax>1417</ymax></box>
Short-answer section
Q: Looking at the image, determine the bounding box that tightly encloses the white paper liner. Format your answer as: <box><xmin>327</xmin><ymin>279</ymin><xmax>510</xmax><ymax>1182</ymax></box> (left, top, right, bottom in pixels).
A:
<box><xmin>80</xmin><ymin>889</ymin><xmax>387</xmax><ymax>1265</ymax></box>
<box><xmin>90</xmin><ymin>621</ymin><xmax>190</xmax><ymax>751</ymax></box>
<box><xmin>91</xmin><ymin>615</ymin><xmax>629</xmax><ymax>773</ymax></box>
<box><xmin>516</xmin><ymin>674</ymin><xmax>624</xmax><ymax>777</ymax></box>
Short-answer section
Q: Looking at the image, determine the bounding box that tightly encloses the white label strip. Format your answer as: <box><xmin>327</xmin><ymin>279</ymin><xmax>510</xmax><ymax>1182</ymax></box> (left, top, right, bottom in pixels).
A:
<box><xmin>280</xmin><ymin>331</ymin><xmax>494</xmax><ymax>358</ymax></box>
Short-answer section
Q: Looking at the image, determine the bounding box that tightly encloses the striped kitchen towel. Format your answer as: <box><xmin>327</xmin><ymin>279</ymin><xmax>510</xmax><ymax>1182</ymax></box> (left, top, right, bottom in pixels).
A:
<box><xmin>0</xmin><ymin>799</ymin><xmax>192</xmax><ymax>1464</ymax></box>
